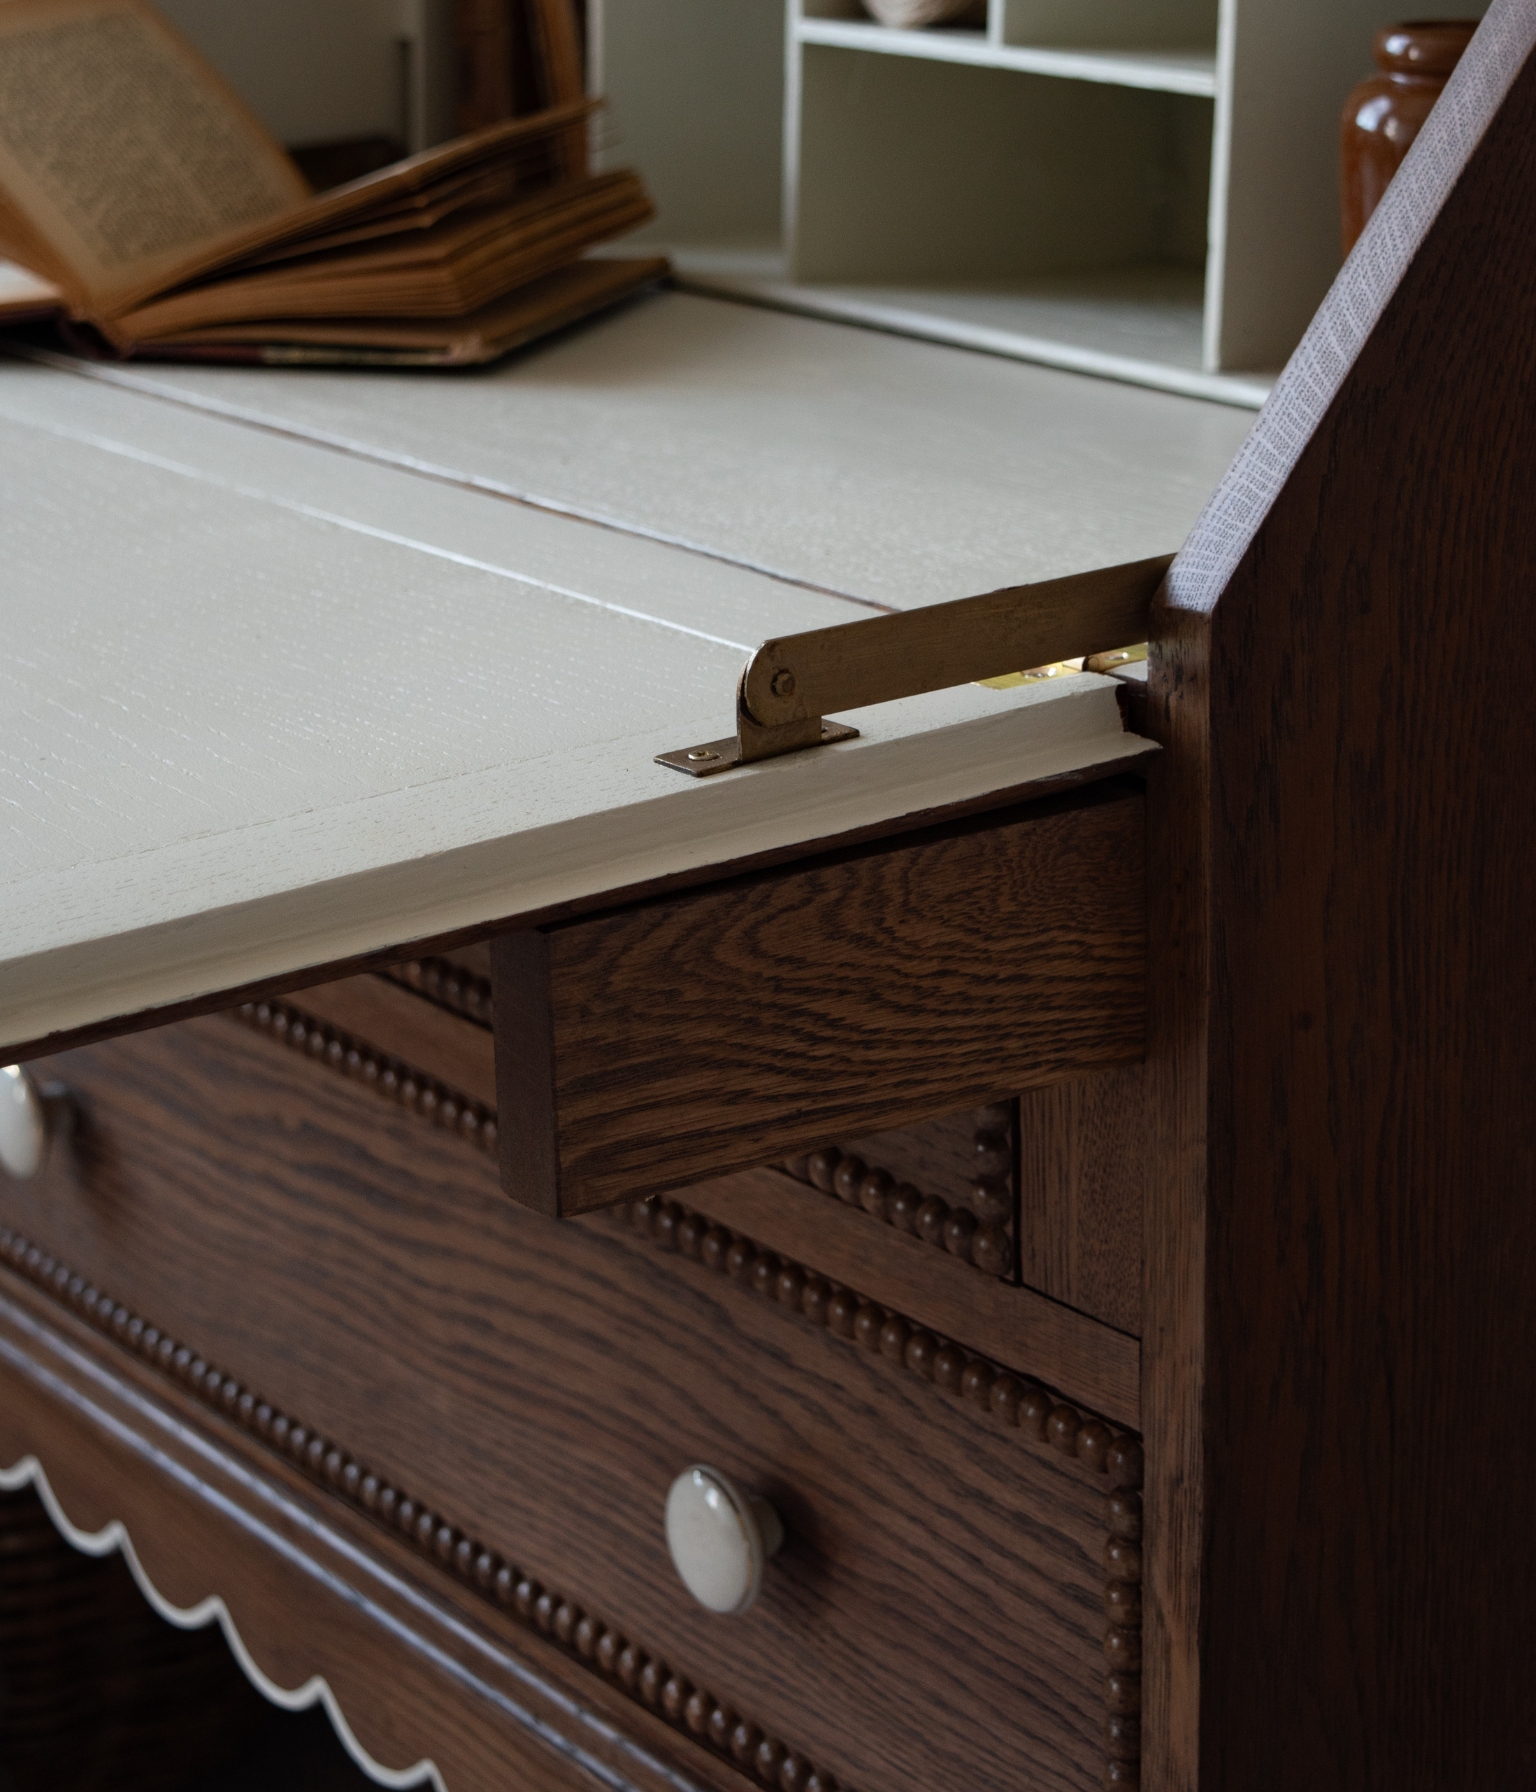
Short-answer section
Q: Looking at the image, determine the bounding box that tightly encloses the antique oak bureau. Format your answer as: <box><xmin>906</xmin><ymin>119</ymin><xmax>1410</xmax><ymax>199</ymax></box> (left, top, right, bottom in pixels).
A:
<box><xmin>2</xmin><ymin>10</ymin><xmax>1534</xmax><ymax>1790</ymax></box>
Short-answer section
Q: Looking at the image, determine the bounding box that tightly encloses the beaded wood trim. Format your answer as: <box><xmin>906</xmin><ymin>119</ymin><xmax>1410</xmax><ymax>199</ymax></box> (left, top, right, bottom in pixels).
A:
<box><xmin>621</xmin><ymin>1193</ymin><xmax>1143</xmax><ymax>1790</ymax></box>
<box><xmin>0</xmin><ymin>1225</ymin><xmax>851</xmax><ymax>1792</ymax></box>
<box><xmin>223</xmin><ymin>999</ymin><xmax>1139</xmax><ymax>1784</ymax></box>
<box><xmin>380</xmin><ymin>956</ymin><xmax>494</xmax><ymax>1030</ymax></box>
<box><xmin>782</xmin><ymin>1101</ymin><xmax>1016</xmax><ymax>1281</ymax></box>
<box><xmin>230</xmin><ymin>999</ymin><xmax>498</xmax><ymax>1156</ymax></box>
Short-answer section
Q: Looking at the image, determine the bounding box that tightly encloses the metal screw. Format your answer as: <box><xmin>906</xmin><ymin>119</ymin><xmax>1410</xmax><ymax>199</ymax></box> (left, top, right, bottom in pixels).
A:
<box><xmin>770</xmin><ymin>669</ymin><xmax>796</xmax><ymax>699</ymax></box>
<box><xmin>686</xmin><ymin>748</ymin><xmax>719</xmax><ymax>762</ymax></box>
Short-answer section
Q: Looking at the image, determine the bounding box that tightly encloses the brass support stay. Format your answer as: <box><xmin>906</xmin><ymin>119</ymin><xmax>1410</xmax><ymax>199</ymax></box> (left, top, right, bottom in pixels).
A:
<box><xmin>655</xmin><ymin>552</ymin><xmax>1173</xmax><ymax>777</ymax></box>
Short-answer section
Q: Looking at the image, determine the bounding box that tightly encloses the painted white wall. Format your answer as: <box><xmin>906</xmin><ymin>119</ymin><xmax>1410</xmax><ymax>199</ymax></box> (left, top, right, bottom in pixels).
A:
<box><xmin>156</xmin><ymin>0</ymin><xmax>455</xmax><ymax>149</ymax></box>
<box><xmin>592</xmin><ymin>0</ymin><xmax>784</xmax><ymax>247</ymax></box>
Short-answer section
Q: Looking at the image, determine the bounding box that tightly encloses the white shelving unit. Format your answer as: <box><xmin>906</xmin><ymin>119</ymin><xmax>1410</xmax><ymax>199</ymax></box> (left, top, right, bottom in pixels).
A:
<box><xmin>591</xmin><ymin>0</ymin><xmax>1488</xmax><ymax>408</ymax></box>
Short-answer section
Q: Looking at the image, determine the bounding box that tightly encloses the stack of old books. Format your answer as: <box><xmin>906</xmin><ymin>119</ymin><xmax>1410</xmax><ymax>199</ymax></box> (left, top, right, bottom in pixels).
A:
<box><xmin>0</xmin><ymin>0</ymin><xmax>664</xmax><ymax>364</ymax></box>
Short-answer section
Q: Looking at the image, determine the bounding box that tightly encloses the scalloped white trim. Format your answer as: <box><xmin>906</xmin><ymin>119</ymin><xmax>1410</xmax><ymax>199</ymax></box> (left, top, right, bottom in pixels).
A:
<box><xmin>1</xmin><ymin>1452</ymin><xmax>441</xmax><ymax>1791</ymax></box>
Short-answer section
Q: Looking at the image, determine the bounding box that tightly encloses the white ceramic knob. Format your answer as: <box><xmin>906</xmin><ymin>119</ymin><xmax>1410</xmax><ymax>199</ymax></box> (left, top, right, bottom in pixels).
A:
<box><xmin>664</xmin><ymin>1465</ymin><xmax>784</xmax><ymax>1615</ymax></box>
<box><xmin>0</xmin><ymin>1064</ymin><xmax>74</xmax><ymax>1182</ymax></box>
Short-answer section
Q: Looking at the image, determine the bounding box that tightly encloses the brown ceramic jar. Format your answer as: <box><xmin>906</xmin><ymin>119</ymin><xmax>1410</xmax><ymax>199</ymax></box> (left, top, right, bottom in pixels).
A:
<box><xmin>1340</xmin><ymin>20</ymin><xmax>1477</xmax><ymax>253</ymax></box>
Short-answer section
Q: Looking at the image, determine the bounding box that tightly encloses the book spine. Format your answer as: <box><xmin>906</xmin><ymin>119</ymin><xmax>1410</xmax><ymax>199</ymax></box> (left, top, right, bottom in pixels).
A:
<box><xmin>454</xmin><ymin>0</ymin><xmax>516</xmax><ymax>135</ymax></box>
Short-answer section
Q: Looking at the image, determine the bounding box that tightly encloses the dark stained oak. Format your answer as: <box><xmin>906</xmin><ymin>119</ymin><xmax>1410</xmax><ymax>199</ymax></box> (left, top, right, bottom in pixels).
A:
<box><xmin>679</xmin><ymin>1166</ymin><xmax>1138</xmax><ymax>1428</ymax></box>
<box><xmin>6</xmin><ymin>1011</ymin><xmax>1127</xmax><ymax>1792</ymax></box>
<box><xmin>0</xmin><ymin>1277</ymin><xmax>741</xmax><ymax>1792</ymax></box>
<box><xmin>285</xmin><ymin>969</ymin><xmax>498</xmax><ymax>1108</ymax></box>
<box><xmin>806</xmin><ymin>1103</ymin><xmax>1012</xmax><ymax>1217</ymax></box>
<box><xmin>1143</xmin><ymin>5</ymin><xmax>1536</xmax><ymax>1787</ymax></box>
<box><xmin>791</xmin><ymin>1099</ymin><xmax>1020</xmax><ymax>1285</ymax></box>
<box><xmin>1018</xmin><ymin>1068</ymin><xmax>1143</xmax><ymax>1336</ymax></box>
<box><xmin>495</xmin><ymin>786</ymin><xmax>1146</xmax><ymax>1216</ymax></box>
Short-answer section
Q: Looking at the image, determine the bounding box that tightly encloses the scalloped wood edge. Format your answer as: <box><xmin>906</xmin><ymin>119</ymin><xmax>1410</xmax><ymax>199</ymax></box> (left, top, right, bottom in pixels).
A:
<box><xmin>0</xmin><ymin>1451</ymin><xmax>441</xmax><ymax>1791</ymax></box>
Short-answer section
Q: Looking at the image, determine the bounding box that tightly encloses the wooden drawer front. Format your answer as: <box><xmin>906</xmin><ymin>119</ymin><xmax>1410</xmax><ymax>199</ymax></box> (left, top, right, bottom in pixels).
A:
<box><xmin>496</xmin><ymin>788</ymin><xmax>1145</xmax><ymax>1215</ymax></box>
<box><xmin>6</xmin><ymin>1016</ymin><xmax>1145</xmax><ymax>1792</ymax></box>
<box><xmin>273</xmin><ymin>966</ymin><xmax>1139</xmax><ymax>1421</ymax></box>
<box><xmin>286</xmin><ymin>968</ymin><xmax>1026</xmax><ymax>1291</ymax></box>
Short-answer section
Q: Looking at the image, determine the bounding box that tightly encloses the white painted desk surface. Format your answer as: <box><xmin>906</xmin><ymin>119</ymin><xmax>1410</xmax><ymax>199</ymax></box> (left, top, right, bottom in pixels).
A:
<box><xmin>1</xmin><ymin>292</ymin><xmax>1253</xmax><ymax>1055</ymax></box>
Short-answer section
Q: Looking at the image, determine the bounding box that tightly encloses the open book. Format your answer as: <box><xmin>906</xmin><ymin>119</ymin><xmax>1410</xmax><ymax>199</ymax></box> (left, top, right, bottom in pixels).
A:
<box><xmin>0</xmin><ymin>0</ymin><xmax>664</xmax><ymax>364</ymax></box>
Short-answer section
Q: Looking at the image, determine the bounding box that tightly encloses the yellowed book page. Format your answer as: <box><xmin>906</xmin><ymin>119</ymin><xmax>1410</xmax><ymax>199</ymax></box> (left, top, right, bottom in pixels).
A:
<box><xmin>0</xmin><ymin>0</ymin><xmax>307</xmax><ymax>310</ymax></box>
<box><xmin>120</xmin><ymin>101</ymin><xmax>593</xmax><ymax>308</ymax></box>
<box><xmin>137</xmin><ymin>257</ymin><xmax>671</xmax><ymax>362</ymax></box>
<box><xmin>0</xmin><ymin>255</ymin><xmax>62</xmax><ymax>316</ymax></box>
<box><xmin>113</xmin><ymin>173</ymin><xmax>654</xmax><ymax>337</ymax></box>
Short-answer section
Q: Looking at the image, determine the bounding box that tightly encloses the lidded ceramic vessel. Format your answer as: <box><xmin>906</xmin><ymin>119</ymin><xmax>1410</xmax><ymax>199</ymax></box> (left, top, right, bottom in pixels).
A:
<box><xmin>1341</xmin><ymin>20</ymin><xmax>1477</xmax><ymax>253</ymax></box>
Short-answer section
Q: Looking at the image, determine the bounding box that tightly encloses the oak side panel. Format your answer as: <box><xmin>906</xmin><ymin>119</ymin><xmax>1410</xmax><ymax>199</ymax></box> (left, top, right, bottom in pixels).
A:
<box><xmin>496</xmin><ymin>788</ymin><xmax>1145</xmax><ymax>1215</ymax></box>
<box><xmin>1017</xmin><ymin>1067</ymin><xmax>1143</xmax><ymax>1336</ymax></box>
<box><xmin>1147</xmin><ymin>9</ymin><xmax>1536</xmax><ymax>1787</ymax></box>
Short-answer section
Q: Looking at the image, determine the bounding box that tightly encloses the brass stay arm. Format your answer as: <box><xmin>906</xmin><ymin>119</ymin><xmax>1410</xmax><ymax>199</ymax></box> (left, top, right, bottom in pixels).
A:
<box><xmin>656</xmin><ymin>552</ymin><xmax>1172</xmax><ymax>777</ymax></box>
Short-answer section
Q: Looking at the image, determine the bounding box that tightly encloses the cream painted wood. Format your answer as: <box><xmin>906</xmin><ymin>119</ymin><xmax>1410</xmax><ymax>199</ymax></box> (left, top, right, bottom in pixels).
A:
<box><xmin>1203</xmin><ymin>0</ymin><xmax>1489</xmax><ymax>374</ymax></box>
<box><xmin>994</xmin><ymin>0</ymin><xmax>1216</xmax><ymax>54</ymax></box>
<box><xmin>41</xmin><ymin>292</ymin><xmax>1253</xmax><ymax>610</ymax></box>
<box><xmin>0</xmin><ymin>357</ymin><xmax>856</xmax><ymax>648</ymax></box>
<box><xmin>0</xmin><ymin>355</ymin><xmax>1160</xmax><ymax>1056</ymax></box>
<box><xmin>590</xmin><ymin>0</ymin><xmax>1493</xmax><ymax>397</ymax></box>
<box><xmin>678</xmin><ymin>266</ymin><xmax>1268</xmax><ymax>407</ymax></box>
<box><xmin>796</xmin><ymin>15</ymin><xmax>1216</xmax><ymax>94</ymax></box>
<box><xmin>790</xmin><ymin>44</ymin><xmax>1211</xmax><ymax>282</ymax></box>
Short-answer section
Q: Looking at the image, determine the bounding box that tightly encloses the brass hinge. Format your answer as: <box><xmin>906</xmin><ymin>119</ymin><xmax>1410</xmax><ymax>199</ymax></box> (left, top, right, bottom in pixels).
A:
<box><xmin>656</xmin><ymin>552</ymin><xmax>1171</xmax><ymax>777</ymax></box>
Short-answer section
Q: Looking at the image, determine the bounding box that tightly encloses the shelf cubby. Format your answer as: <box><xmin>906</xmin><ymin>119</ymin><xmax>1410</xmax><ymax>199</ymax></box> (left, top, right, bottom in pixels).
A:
<box><xmin>591</xmin><ymin>0</ymin><xmax>1489</xmax><ymax>408</ymax></box>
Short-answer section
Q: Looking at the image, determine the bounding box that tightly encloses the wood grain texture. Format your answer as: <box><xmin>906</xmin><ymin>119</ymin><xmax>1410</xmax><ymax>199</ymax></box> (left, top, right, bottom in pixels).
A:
<box><xmin>287</xmin><ymin>971</ymin><xmax>498</xmax><ymax>1108</ymax></box>
<box><xmin>680</xmin><ymin>1166</ymin><xmax>1138</xmax><ymax>1428</ymax></box>
<box><xmin>496</xmin><ymin>787</ymin><xmax>1145</xmax><ymax>1215</ymax></box>
<box><xmin>794</xmin><ymin>1101</ymin><xmax>1018</xmax><ymax>1282</ymax></box>
<box><xmin>382</xmin><ymin>953</ymin><xmax>496</xmax><ymax>1027</ymax></box>
<box><xmin>0</xmin><ymin>1277</ymin><xmax>742</xmax><ymax>1792</ymax></box>
<box><xmin>1017</xmin><ymin>1067</ymin><xmax>1143</xmax><ymax>1336</ymax></box>
<box><xmin>229</xmin><ymin>995</ymin><xmax>500</xmax><ymax>1157</ymax></box>
<box><xmin>0</xmin><ymin>738</ymin><xmax>1148</xmax><ymax>1068</ymax></box>
<box><xmin>10</xmin><ymin>1013</ymin><xmax>1119</xmax><ymax>1792</ymax></box>
<box><xmin>148</xmin><ymin>986</ymin><xmax>1132</xmax><ymax>1416</ymax></box>
<box><xmin>816</xmin><ymin>1102</ymin><xmax>1011</xmax><ymax>1220</ymax></box>
<box><xmin>0</xmin><ymin>1177</ymin><xmax>1142</xmax><ymax>1791</ymax></box>
<box><xmin>1145</xmin><ymin>5</ymin><xmax>1536</xmax><ymax>1787</ymax></box>
<box><xmin>0</xmin><ymin>1222</ymin><xmax>856</xmax><ymax>1792</ymax></box>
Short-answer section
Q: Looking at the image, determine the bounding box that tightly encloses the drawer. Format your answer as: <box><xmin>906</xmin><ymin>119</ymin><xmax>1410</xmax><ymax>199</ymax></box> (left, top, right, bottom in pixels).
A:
<box><xmin>284</xmin><ymin>946</ymin><xmax>1142</xmax><ymax>1347</ymax></box>
<box><xmin>5</xmin><ymin>1011</ymin><xmax>1145</xmax><ymax>1792</ymax></box>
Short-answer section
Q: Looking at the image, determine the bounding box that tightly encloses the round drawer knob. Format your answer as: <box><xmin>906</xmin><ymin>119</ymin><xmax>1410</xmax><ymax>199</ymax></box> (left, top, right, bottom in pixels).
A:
<box><xmin>0</xmin><ymin>1064</ymin><xmax>75</xmax><ymax>1182</ymax></box>
<box><xmin>664</xmin><ymin>1465</ymin><xmax>784</xmax><ymax>1615</ymax></box>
